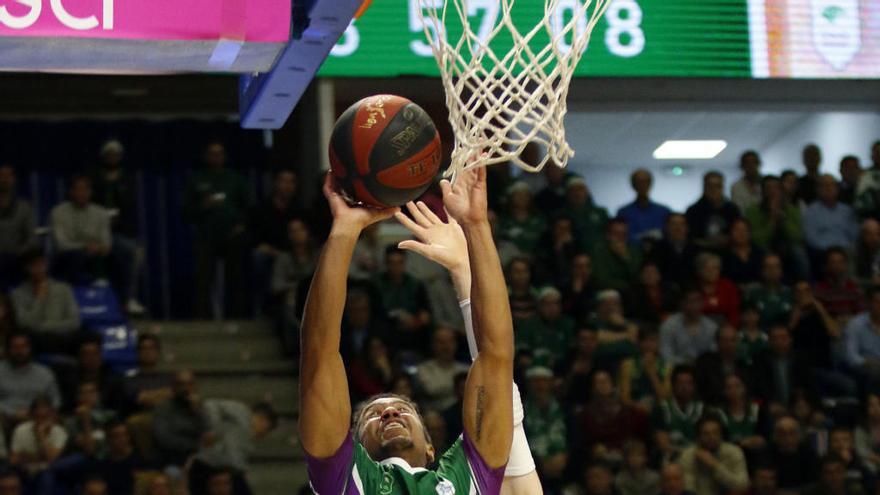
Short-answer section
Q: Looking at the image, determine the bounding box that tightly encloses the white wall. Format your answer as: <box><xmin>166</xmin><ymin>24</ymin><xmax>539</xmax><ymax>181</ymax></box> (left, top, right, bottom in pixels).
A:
<box><xmin>760</xmin><ymin>112</ymin><xmax>880</xmax><ymax>177</ymax></box>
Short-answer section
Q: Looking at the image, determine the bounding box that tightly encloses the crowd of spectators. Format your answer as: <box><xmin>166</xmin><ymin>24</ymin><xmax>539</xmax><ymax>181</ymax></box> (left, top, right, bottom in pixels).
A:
<box><xmin>303</xmin><ymin>140</ymin><xmax>880</xmax><ymax>495</ymax></box>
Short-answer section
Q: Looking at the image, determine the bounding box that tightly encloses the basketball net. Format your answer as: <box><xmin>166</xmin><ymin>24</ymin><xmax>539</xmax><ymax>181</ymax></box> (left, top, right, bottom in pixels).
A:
<box><xmin>417</xmin><ymin>0</ymin><xmax>611</xmax><ymax>177</ymax></box>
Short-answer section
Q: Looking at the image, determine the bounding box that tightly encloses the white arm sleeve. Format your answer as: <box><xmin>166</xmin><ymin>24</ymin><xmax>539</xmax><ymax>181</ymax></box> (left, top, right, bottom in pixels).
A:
<box><xmin>460</xmin><ymin>298</ymin><xmax>536</xmax><ymax>477</ymax></box>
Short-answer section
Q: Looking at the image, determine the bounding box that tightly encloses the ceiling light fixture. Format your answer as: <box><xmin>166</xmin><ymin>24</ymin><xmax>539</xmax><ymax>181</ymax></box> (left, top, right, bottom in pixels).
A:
<box><xmin>653</xmin><ymin>140</ymin><xmax>727</xmax><ymax>160</ymax></box>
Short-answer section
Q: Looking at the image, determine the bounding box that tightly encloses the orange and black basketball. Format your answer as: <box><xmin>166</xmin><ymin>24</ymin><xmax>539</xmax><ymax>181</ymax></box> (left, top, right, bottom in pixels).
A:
<box><xmin>329</xmin><ymin>94</ymin><xmax>442</xmax><ymax>208</ymax></box>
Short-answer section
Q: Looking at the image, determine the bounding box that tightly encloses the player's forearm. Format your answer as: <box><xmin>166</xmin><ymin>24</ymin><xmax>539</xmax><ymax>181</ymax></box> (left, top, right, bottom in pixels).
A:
<box><xmin>461</xmin><ymin>221</ymin><xmax>513</xmax><ymax>360</ymax></box>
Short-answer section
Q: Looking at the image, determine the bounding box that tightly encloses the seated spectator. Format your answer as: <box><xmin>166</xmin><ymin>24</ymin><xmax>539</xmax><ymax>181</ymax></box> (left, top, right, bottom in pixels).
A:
<box><xmin>10</xmin><ymin>249</ymin><xmax>80</xmax><ymax>354</ymax></box>
<box><xmin>440</xmin><ymin>371</ymin><xmax>467</xmax><ymax>440</ymax></box>
<box><xmin>737</xmin><ymin>303</ymin><xmax>768</xmax><ymax>365</ymax></box>
<box><xmin>182</xmin><ymin>141</ymin><xmax>250</xmax><ymax>318</ymax></box>
<box><xmin>349</xmin><ymin>222</ymin><xmax>384</xmax><ymax>281</ymax></box>
<box><xmin>652</xmin><ymin>365</ymin><xmax>705</xmax><ymax>451</ymax></box>
<box><xmin>658</xmin><ymin>463</ymin><xmax>697</xmax><ymax>495</ymax></box>
<box><xmin>190</xmin><ymin>400</ymin><xmax>277</xmax><ymax>495</ymax></box>
<box><xmin>558</xmin><ymin>328</ymin><xmax>603</xmax><ymax>406</ymax></box>
<box><xmin>731</xmin><ymin>150</ymin><xmax>763</xmax><ymax>213</ymax></box>
<box><xmin>535</xmin><ymin>163</ymin><xmax>572</xmax><ymax>213</ymax></box>
<box><xmin>614</xmin><ymin>440</ymin><xmax>659</xmax><ymax>495</ymax></box>
<box><xmin>747</xmin><ymin>253</ymin><xmax>793</xmax><ymax>328</ymax></box>
<box><xmin>563</xmin><ymin>462</ymin><xmax>615</xmax><ymax>495</ymax></box>
<box><xmin>498</xmin><ymin>181</ymin><xmax>546</xmax><ymax>253</ymax></box>
<box><xmin>348</xmin><ymin>335</ymin><xmax>394</xmax><ymax>404</ymax></box>
<box><xmin>768</xmin><ymin>415</ymin><xmax>819</xmax><ymax>492</ymax></box>
<box><xmin>715</xmin><ymin>373</ymin><xmax>766</xmax><ymax>454</ymax></box>
<box><xmin>561</xmin><ymin>252</ymin><xmax>598</xmax><ymax>324</ymax></box>
<box><xmin>685</xmin><ymin>171</ymin><xmax>740</xmax><ymax>250</ymax></box>
<box><xmin>798</xmin><ymin>144</ymin><xmax>823</xmax><ymax>203</ymax></box>
<box><xmin>626</xmin><ymin>261</ymin><xmax>678</xmax><ymax>325</ymax></box>
<box><xmin>781</xmin><ymin>169</ymin><xmax>807</xmax><ymax>212</ymax></box>
<box><xmin>618</xmin><ymin>327</ymin><xmax>670</xmax><ymax>413</ymax></box>
<box><xmin>816</xmin><ymin>247</ymin><xmax>864</xmax><ymax>322</ymax></box>
<box><xmin>0</xmin><ymin>165</ymin><xmax>36</xmax><ymax>285</ymax></box>
<box><xmin>65</xmin><ymin>381</ymin><xmax>116</xmax><ymax>458</ymax></box>
<box><xmin>721</xmin><ymin>218</ymin><xmax>765</xmax><ymax>288</ymax></box>
<box><xmin>0</xmin><ymin>332</ymin><xmax>61</xmax><ymax>422</ymax></box>
<box><xmin>855</xmin><ymin>219</ymin><xmax>880</xmax><ymax>285</ymax></box>
<box><xmin>249</xmin><ymin>167</ymin><xmax>303</xmax><ymax>311</ymax></box>
<box><xmin>518</xmin><ymin>287</ymin><xmax>576</xmax><ymax>368</ymax></box>
<box><xmin>80</xmin><ymin>476</ymin><xmax>108</xmax><ymax>495</ymax></box>
<box><xmin>522</xmin><ymin>366</ymin><xmax>569</xmax><ymax>486</ymax></box>
<box><xmin>695</xmin><ymin>252</ymin><xmax>740</xmax><ymax>326</ymax></box>
<box><xmin>855</xmin><ymin>141</ymin><xmax>880</xmax><ymax>221</ymax></box>
<box><xmin>802</xmin><ymin>455</ymin><xmax>867</xmax><ymax>495</ymax></box>
<box><xmin>804</xmin><ymin>175</ymin><xmax>858</xmax><ymax>254</ymax></box>
<box><xmin>506</xmin><ymin>257</ymin><xmax>538</xmax><ymax>323</ymax></box>
<box><xmin>486</xmin><ymin>210</ymin><xmax>521</xmax><ymax>268</ymax></box>
<box><xmin>422</xmin><ymin>410</ymin><xmax>449</xmax><ymax>454</ymax></box>
<box><xmin>753</xmin><ymin>325</ymin><xmax>812</xmax><ymax>412</ymax></box>
<box><xmin>574</xmin><ymin>369</ymin><xmax>648</xmax><ymax>468</ymax></box>
<box><xmin>91</xmin><ymin>422</ymin><xmax>143</xmax><ymax>494</ymax></box>
<box><xmin>339</xmin><ymin>288</ymin><xmax>388</xmax><ymax>363</ymax></box>
<box><xmin>855</xmin><ymin>393</ymin><xmax>880</xmax><ymax>476</ymax></box>
<box><xmin>745</xmin><ymin>175</ymin><xmax>810</xmax><ymax>279</ymax></box>
<box><xmin>121</xmin><ymin>334</ymin><xmax>172</xmax><ymax>415</ymax></box>
<box><xmin>536</xmin><ymin>215</ymin><xmax>580</xmax><ymax>285</ymax></box>
<box><xmin>89</xmin><ymin>139</ymin><xmax>144</xmax><ymax>314</ymax></box>
<box><xmin>679</xmin><ymin>415</ymin><xmax>749</xmax><ymax>495</ymax></box>
<box><xmin>750</xmin><ymin>465</ymin><xmax>779</xmax><ymax>495</ymax></box>
<box><xmin>65</xmin><ymin>335</ymin><xmax>124</xmax><ymax>413</ymax></box>
<box><xmin>0</xmin><ymin>472</ymin><xmax>21</xmax><ymax>495</ymax></box>
<box><xmin>695</xmin><ymin>325</ymin><xmax>750</xmax><ymax>406</ymax></box>
<box><xmin>203</xmin><ymin>469</ymin><xmax>237</xmax><ymax>495</ymax></box>
<box><xmin>561</xmin><ymin>176</ymin><xmax>609</xmax><ymax>252</ymax></box>
<box><xmin>827</xmin><ymin>426</ymin><xmax>873</xmax><ymax>492</ymax></box>
<box><xmin>144</xmin><ymin>473</ymin><xmax>174</xmax><ymax>495</ymax></box>
<box><xmin>10</xmin><ymin>397</ymin><xmax>67</xmax><ymax>484</ymax></box>
<box><xmin>845</xmin><ymin>287</ymin><xmax>880</xmax><ymax>392</ymax></box>
<box><xmin>50</xmin><ymin>175</ymin><xmax>112</xmax><ymax>285</ymax></box>
<box><xmin>591</xmin><ymin>218</ymin><xmax>642</xmax><ymax>296</ymax></box>
<box><xmin>649</xmin><ymin>213</ymin><xmax>700</xmax><ymax>287</ymax></box>
<box><xmin>790</xmin><ymin>280</ymin><xmax>857</xmax><ymax>397</ymax></box>
<box><xmin>840</xmin><ymin>155</ymin><xmax>863</xmax><ymax>205</ymax></box>
<box><xmin>660</xmin><ymin>288</ymin><xmax>718</xmax><ymax>365</ymax></box>
<box><xmin>616</xmin><ymin>169</ymin><xmax>671</xmax><ymax>243</ymax></box>
<box><xmin>415</xmin><ymin>325</ymin><xmax>469</xmax><ymax>411</ymax></box>
<box><xmin>374</xmin><ymin>246</ymin><xmax>431</xmax><ymax>354</ymax></box>
<box><xmin>271</xmin><ymin>218</ymin><xmax>318</xmax><ymax>351</ymax></box>
<box><xmin>587</xmin><ymin>289</ymin><xmax>638</xmax><ymax>349</ymax></box>
<box><xmin>152</xmin><ymin>370</ymin><xmax>206</xmax><ymax>468</ymax></box>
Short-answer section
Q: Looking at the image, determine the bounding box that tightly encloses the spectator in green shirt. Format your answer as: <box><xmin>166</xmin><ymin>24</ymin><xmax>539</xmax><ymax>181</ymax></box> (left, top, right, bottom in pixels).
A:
<box><xmin>746</xmin><ymin>253</ymin><xmax>793</xmax><ymax>328</ymax></box>
<box><xmin>652</xmin><ymin>365</ymin><xmax>705</xmax><ymax>452</ymax></box>
<box><xmin>374</xmin><ymin>246</ymin><xmax>432</xmax><ymax>356</ymax></box>
<box><xmin>745</xmin><ymin>175</ymin><xmax>810</xmax><ymax>280</ymax></box>
<box><xmin>182</xmin><ymin>141</ymin><xmax>251</xmax><ymax>318</ymax></box>
<box><xmin>591</xmin><ymin>218</ymin><xmax>643</xmax><ymax>298</ymax></box>
<box><xmin>562</xmin><ymin>176</ymin><xmax>609</xmax><ymax>253</ymax></box>
<box><xmin>523</xmin><ymin>366</ymin><xmax>569</xmax><ymax>487</ymax></box>
<box><xmin>499</xmin><ymin>181</ymin><xmax>547</xmax><ymax>253</ymax></box>
<box><xmin>516</xmin><ymin>287</ymin><xmax>575</xmax><ymax>369</ymax></box>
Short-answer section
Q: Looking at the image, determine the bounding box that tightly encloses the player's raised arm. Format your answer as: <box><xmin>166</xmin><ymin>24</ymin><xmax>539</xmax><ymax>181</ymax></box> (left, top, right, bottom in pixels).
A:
<box><xmin>441</xmin><ymin>166</ymin><xmax>514</xmax><ymax>469</ymax></box>
<box><xmin>298</xmin><ymin>173</ymin><xmax>398</xmax><ymax>459</ymax></box>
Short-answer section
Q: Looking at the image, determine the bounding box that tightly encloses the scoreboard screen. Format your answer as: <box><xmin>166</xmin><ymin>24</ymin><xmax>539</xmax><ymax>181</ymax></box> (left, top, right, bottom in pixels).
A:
<box><xmin>318</xmin><ymin>0</ymin><xmax>880</xmax><ymax>79</ymax></box>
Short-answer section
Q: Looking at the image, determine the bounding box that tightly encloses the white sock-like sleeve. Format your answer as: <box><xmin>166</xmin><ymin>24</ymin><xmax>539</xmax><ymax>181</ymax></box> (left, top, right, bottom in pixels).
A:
<box><xmin>460</xmin><ymin>298</ymin><xmax>478</xmax><ymax>360</ymax></box>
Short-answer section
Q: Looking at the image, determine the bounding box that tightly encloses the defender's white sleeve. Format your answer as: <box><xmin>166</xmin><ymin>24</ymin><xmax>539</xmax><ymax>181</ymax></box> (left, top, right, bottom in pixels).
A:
<box><xmin>460</xmin><ymin>298</ymin><xmax>536</xmax><ymax>477</ymax></box>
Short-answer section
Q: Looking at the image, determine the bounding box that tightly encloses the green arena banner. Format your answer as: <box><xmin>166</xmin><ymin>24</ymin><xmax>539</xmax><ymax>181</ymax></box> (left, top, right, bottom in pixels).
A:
<box><xmin>318</xmin><ymin>0</ymin><xmax>880</xmax><ymax>79</ymax></box>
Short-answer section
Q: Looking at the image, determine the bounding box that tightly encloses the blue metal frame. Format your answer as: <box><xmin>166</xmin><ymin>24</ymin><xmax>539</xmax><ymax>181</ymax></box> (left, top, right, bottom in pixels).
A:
<box><xmin>239</xmin><ymin>0</ymin><xmax>361</xmax><ymax>129</ymax></box>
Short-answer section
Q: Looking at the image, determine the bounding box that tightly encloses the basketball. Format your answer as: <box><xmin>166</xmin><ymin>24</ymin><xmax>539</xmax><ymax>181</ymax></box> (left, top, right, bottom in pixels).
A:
<box><xmin>329</xmin><ymin>94</ymin><xmax>442</xmax><ymax>208</ymax></box>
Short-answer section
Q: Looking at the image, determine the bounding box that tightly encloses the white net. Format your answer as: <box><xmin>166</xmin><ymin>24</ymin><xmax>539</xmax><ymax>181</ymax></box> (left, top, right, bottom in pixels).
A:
<box><xmin>417</xmin><ymin>0</ymin><xmax>611</xmax><ymax>177</ymax></box>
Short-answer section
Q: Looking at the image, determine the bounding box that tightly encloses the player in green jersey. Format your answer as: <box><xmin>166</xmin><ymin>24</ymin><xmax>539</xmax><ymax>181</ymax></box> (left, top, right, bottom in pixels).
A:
<box><xmin>300</xmin><ymin>166</ymin><xmax>514</xmax><ymax>494</ymax></box>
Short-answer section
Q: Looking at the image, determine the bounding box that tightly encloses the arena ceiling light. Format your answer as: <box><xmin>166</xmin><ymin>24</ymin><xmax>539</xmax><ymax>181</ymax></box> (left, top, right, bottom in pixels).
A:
<box><xmin>653</xmin><ymin>140</ymin><xmax>727</xmax><ymax>160</ymax></box>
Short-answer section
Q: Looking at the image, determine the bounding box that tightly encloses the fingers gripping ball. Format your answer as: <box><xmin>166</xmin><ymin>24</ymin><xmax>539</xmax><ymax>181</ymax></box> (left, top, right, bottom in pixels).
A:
<box><xmin>329</xmin><ymin>95</ymin><xmax>442</xmax><ymax>208</ymax></box>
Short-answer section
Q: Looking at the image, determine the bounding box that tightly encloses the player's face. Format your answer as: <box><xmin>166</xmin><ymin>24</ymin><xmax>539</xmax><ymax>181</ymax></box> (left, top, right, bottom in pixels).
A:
<box><xmin>358</xmin><ymin>398</ymin><xmax>434</xmax><ymax>465</ymax></box>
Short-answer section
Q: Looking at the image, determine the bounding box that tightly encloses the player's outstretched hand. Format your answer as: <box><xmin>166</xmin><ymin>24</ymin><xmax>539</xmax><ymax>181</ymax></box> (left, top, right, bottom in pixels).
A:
<box><xmin>323</xmin><ymin>172</ymin><xmax>398</xmax><ymax>232</ymax></box>
<box><xmin>394</xmin><ymin>201</ymin><xmax>468</xmax><ymax>272</ymax></box>
<box><xmin>440</xmin><ymin>165</ymin><xmax>488</xmax><ymax>227</ymax></box>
